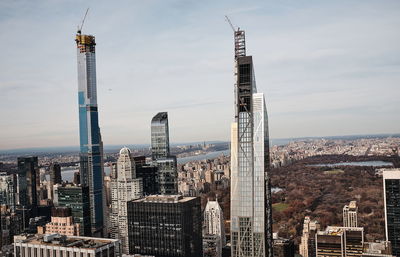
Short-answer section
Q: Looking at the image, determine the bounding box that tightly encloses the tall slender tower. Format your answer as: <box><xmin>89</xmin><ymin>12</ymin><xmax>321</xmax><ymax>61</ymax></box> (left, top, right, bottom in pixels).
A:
<box><xmin>230</xmin><ymin>28</ymin><xmax>273</xmax><ymax>257</ymax></box>
<box><xmin>151</xmin><ymin>112</ymin><xmax>178</xmax><ymax>195</ymax></box>
<box><xmin>383</xmin><ymin>168</ymin><xmax>400</xmax><ymax>256</ymax></box>
<box><xmin>151</xmin><ymin>112</ymin><xmax>170</xmax><ymax>160</ymax></box>
<box><xmin>76</xmin><ymin>30</ymin><xmax>105</xmax><ymax>236</ymax></box>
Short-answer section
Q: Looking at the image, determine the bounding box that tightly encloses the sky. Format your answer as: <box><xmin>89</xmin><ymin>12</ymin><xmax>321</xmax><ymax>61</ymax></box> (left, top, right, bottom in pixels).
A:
<box><xmin>0</xmin><ymin>0</ymin><xmax>399</xmax><ymax>150</ymax></box>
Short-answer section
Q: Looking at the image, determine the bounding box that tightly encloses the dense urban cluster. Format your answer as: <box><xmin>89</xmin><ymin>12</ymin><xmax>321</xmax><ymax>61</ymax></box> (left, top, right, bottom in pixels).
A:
<box><xmin>271</xmin><ymin>137</ymin><xmax>400</xmax><ymax>168</ymax></box>
<box><xmin>1</xmin><ymin>19</ymin><xmax>400</xmax><ymax>257</ymax></box>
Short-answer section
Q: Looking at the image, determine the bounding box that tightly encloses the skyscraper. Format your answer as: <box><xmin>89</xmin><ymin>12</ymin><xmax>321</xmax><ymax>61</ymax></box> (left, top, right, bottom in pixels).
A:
<box><xmin>203</xmin><ymin>199</ymin><xmax>226</xmax><ymax>257</ymax></box>
<box><xmin>151</xmin><ymin>112</ymin><xmax>178</xmax><ymax>194</ymax></box>
<box><xmin>57</xmin><ymin>184</ymin><xmax>91</xmax><ymax>236</ymax></box>
<box><xmin>127</xmin><ymin>195</ymin><xmax>202</xmax><ymax>257</ymax></box>
<box><xmin>76</xmin><ymin>31</ymin><xmax>105</xmax><ymax>236</ymax></box>
<box><xmin>48</xmin><ymin>164</ymin><xmax>61</xmax><ymax>201</ymax></box>
<box><xmin>299</xmin><ymin>216</ymin><xmax>320</xmax><ymax>257</ymax></box>
<box><xmin>49</xmin><ymin>164</ymin><xmax>62</xmax><ymax>185</ymax></box>
<box><xmin>383</xmin><ymin>168</ymin><xmax>400</xmax><ymax>256</ymax></box>
<box><xmin>315</xmin><ymin>226</ymin><xmax>364</xmax><ymax>257</ymax></box>
<box><xmin>0</xmin><ymin>172</ymin><xmax>16</xmax><ymax>210</ymax></box>
<box><xmin>151</xmin><ymin>112</ymin><xmax>170</xmax><ymax>160</ymax></box>
<box><xmin>230</xmin><ymin>29</ymin><xmax>273</xmax><ymax>257</ymax></box>
<box><xmin>343</xmin><ymin>201</ymin><xmax>358</xmax><ymax>227</ymax></box>
<box><xmin>134</xmin><ymin>156</ymin><xmax>158</xmax><ymax>195</ymax></box>
<box><xmin>156</xmin><ymin>157</ymin><xmax>178</xmax><ymax>194</ymax></box>
<box><xmin>110</xmin><ymin>147</ymin><xmax>143</xmax><ymax>254</ymax></box>
<box><xmin>16</xmin><ymin>157</ymin><xmax>39</xmax><ymax>217</ymax></box>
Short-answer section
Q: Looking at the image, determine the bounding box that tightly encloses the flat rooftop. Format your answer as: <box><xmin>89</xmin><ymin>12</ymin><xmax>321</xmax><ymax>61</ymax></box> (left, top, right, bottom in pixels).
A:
<box><xmin>133</xmin><ymin>195</ymin><xmax>196</xmax><ymax>203</ymax></box>
<box><xmin>14</xmin><ymin>234</ymin><xmax>118</xmax><ymax>249</ymax></box>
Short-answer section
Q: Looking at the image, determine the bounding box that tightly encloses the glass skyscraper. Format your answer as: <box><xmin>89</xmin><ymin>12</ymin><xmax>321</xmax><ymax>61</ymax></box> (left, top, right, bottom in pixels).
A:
<box><xmin>75</xmin><ymin>31</ymin><xmax>105</xmax><ymax>236</ymax></box>
<box><xmin>383</xmin><ymin>169</ymin><xmax>400</xmax><ymax>256</ymax></box>
<box><xmin>230</xmin><ymin>29</ymin><xmax>273</xmax><ymax>257</ymax></box>
<box><xmin>151</xmin><ymin>112</ymin><xmax>170</xmax><ymax>160</ymax></box>
<box><xmin>151</xmin><ymin>112</ymin><xmax>178</xmax><ymax>194</ymax></box>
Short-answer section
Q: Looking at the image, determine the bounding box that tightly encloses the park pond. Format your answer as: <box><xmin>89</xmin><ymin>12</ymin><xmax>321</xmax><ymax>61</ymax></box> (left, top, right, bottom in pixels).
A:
<box><xmin>309</xmin><ymin>160</ymin><xmax>393</xmax><ymax>167</ymax></box>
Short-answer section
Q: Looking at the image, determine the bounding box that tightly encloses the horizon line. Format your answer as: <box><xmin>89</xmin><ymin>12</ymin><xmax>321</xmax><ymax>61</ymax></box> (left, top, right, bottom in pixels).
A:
<box><xmin>1</xmin><ymin>132</ymin><xmax>399</xmax><ymax>153</ymax></box>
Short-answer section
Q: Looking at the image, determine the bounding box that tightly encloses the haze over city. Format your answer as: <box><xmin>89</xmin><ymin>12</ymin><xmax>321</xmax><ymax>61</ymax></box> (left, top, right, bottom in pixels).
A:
<box><xmin>1</xmin><ymin>0</ymin><xmax>399</xmax><ymax>150</ymax></box>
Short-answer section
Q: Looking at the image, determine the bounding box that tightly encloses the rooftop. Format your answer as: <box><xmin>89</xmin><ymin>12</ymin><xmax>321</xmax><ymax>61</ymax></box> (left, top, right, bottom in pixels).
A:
<box><xmin>151</xmin><ymin>112</ymin><xmax>168</xmax><ymax>123</ymax></box>
<box><xmin>14</xmin><ymin>234</ymin><xmax>118</xmax><ymax>250</ymax></box>
<box><xmin>133</xmin><ymin>195</ymin><xmax>196</xmax><ymax>203</ymax></box>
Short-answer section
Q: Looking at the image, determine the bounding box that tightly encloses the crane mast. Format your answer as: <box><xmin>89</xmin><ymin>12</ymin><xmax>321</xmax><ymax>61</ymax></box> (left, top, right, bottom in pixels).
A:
<box><xmin>225</xmin><ymin>15</ymin><xmax>246</xmax><ymax>59</ymax></box>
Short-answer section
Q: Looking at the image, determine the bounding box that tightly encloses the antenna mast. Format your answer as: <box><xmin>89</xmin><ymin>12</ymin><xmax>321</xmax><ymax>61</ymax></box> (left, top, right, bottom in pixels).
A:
<box><xmin>224</xmin><ymin>15</ymin><xmax>246</xmax><ymax>59</ymax></box>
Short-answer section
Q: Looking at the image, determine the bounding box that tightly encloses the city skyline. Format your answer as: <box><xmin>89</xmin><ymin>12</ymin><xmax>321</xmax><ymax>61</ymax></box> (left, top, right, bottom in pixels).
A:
<box><xmin>1</xmin><ymin>0</ymin><xmax>400</xmax><ymax>150</ymax></box>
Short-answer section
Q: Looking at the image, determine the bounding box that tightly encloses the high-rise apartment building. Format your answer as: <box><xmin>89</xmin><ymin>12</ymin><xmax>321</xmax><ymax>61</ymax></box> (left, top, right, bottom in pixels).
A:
<box><xmin>57</xmin><ymin>184</ymin><xmax>91</xmax><ymax>236</ymax></box>
<box><xmin>230</xmin><ymin>28</ymin><xmax>273</xmax><ymax>257</ymax></box>
<box><xmin>0</xmin><ymin>172</ymin><xmax>16</xmax><ymax>210</ymax></box>
<box><xmin>316</xmin><ymin>226</ymin><xmax>364</xmax><ymax>257</ymax></box>
<box><xmin>127</xmin><ymin>195</ymin><xmax>202</xmax><ymax>257</ymax></box>
<box><xmin>203</xmin><ymin>199</ymin><xmax>226</xmax><ymax>257</ymax></box>
<box><xmin>134</xmin><ymin>156</ymin><xmax>158</xmax><ymax>196</ymax></box>
<box><xmin>151</xmin><ymin>112</ymin><xmax>170</xmax><ymax>160</ymax></box>
<box><xmin>48</xmin><ymin>164</ymin><xmax>62</xmax><ymax>201</ymax></box>
<box><xmin>16</xmin><ymin>157</ymin><xmax>39</xmax><ymax>210</ymax></box>
<box><xmin>76</xmin><ymin>31</ymin><xmax>105</xmax><ymax>236</ymax></box>
<box><xmin>155</xmin><ymin>157</ymin><xmax>178</xmax><ymax>194</ymax></box>
<box><xmin>0</xmin><ymin>205</ymin><xmax>22</xmax><ymax>249</ymax></box>
<box><xmin>50</xmin><ymin>164</ymin><xmax>62</xmax><ymax>185</ymax></box>
<box><xmin>13</xmin><ymin>234</ymin><xmax>120</xmax><ymax>257</ymax></box>
<box><xmin>343</xmin><ymin>201</ymin><xmax>358</xmax><ymax>227</ymax></box>
<box><xmin>383</xmin><ymin>168</ymin><xmax>400</xmax><ymax>257</ymax></box>
<box><xmin>151</xmin><ymin>112</ymin><xmax>178</xmax><ymax>195</ymax></box>
<box><xmin>110</xmin><ymin>147</ymin><xmax>143</xmax><ymax>254</ymax></box>
<box><xmin>299</xmin><ymin>216</ymin><xmax>320</xmax><ymax>257</ymax></box>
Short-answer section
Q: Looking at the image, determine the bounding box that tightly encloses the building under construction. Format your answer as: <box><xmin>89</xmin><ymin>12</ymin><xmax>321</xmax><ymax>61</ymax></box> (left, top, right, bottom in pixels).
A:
<box><xmin>228</xmin><ymin>18</ymin><xmax>273</xmax><ymax>257</ymax></box>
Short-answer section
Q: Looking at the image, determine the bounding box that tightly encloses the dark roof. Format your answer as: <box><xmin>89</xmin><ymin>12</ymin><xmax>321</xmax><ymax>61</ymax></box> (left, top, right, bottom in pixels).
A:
<box><xmin>151</xmin><ymin>112</ymin><xmax>168</xmax><ymax>122</ymax></box>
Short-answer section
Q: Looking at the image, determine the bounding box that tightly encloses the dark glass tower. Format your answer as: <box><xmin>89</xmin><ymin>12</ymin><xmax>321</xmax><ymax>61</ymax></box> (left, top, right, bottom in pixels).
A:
<box><xmin>151</xmin><ymin>112</ymin><xmax>178</xmax><ymax>194</ymax></box>
<box><xmin>230</xmin><ymin>29</ymin><xmax>273</xmax><ymax>257</ymax></box>
<box><xmin>383</xmin><ymin>169</ymin><xmax>400</xmax><ymax>256</ymax></box>
<box><xmin>127</xmin><ymin>195</ymin><xmax>203</xmax><ymax>257</ymax></box>
<box><xmin>151</xmin><ymin>112</ymin><xmax>170</xmax><ymax>160</ymax></box>
<box><xmin>16</xmin><ymin>157</ymin><xmax>39</xmax><ymax>210</ymax></box>
<box><xmin>76</xmin><ymin>32</ymin><xmax>105</xmax><ymax>236</ymax></box>
<box><xmin>50</xmin><ymin>163</ymin><xmax>62</xmax><ymax>185</ymax></box>
<box><xmin>57</xmin><ymin>184</ymin><xmax>91</xmax><ymax>236</ymax></box>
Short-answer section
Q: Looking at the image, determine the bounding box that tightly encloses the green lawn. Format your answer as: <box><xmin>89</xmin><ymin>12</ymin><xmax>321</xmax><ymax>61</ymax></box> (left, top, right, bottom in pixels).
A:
<box><xmin>272</xmin><ymin>203</ymin><xmax>289</xmax><ymax>212</ymax></box>
<box><xmin>323</xmin><ymin>169</ymin><xmax>345</xmax><ymax>175</ymax></box>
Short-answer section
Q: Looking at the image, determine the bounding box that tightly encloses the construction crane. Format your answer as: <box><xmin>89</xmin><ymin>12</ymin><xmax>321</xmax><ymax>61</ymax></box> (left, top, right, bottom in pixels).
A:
<box><xmin>225</xmin><ymin>15</ymin><xmax>237</xmax><ymax>32</ymax></box>
<box><xmin>224</xmin><ymin>15</ymin><xmax>246</xmax><ymax>58</ymax></box>
<box><xmin>77</xmin><ymin>8</ymin><xmax>89</xmax><ymax>34</ymax></box>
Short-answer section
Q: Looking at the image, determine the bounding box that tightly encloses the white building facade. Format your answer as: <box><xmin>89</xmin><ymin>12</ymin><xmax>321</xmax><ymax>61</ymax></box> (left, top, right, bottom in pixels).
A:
<box><xmin>203</xmin><ymin>200</ymin><xmax>226</xmax><ymax>257</ymax></box>
<box><xmin>110</xmin><ymin>147</ymin><xmax>143</xmax><ymax>254</ymax></box>
<box><xmin>343</xmin><ymin>201</ymin><xmax>358</xmax><ymax>227</ymax></box>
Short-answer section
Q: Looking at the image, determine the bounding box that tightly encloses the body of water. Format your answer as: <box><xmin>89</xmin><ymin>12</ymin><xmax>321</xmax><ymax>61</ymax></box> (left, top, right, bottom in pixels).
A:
<box><xmin>177</xmin><ymin>150</ymin><xmax>229</xmax><ymax>164</ymax></box>
<box><xmin>310</xmin><ymin>161</ymin><xmax>394</xmax><ymax>167</ymax></box>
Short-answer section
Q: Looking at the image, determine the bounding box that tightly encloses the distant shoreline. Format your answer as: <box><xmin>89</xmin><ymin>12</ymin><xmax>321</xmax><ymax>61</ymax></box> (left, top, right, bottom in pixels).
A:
<box><xmin>0</xmin><ymin>133</ymin><xmax>399</xmax><ymax>154</ymax></box>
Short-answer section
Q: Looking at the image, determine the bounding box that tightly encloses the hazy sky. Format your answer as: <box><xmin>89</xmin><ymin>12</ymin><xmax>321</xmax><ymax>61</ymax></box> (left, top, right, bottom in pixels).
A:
<box><xmin>0</xmin><ymin>0</ymin><xmax>399</xmax><ymax>150</ymax></box>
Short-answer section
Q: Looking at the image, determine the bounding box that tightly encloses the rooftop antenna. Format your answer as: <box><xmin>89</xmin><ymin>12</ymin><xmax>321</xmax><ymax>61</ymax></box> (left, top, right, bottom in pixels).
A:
<box><xmin>77</xmin><ymin>8</ymin><xmax>89</xmax><ymax>34</ymax></box>
<box><xmin>224</xmin><ymin>15</ymin><xmax>246</xmax><ymax>59</ymax></box>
